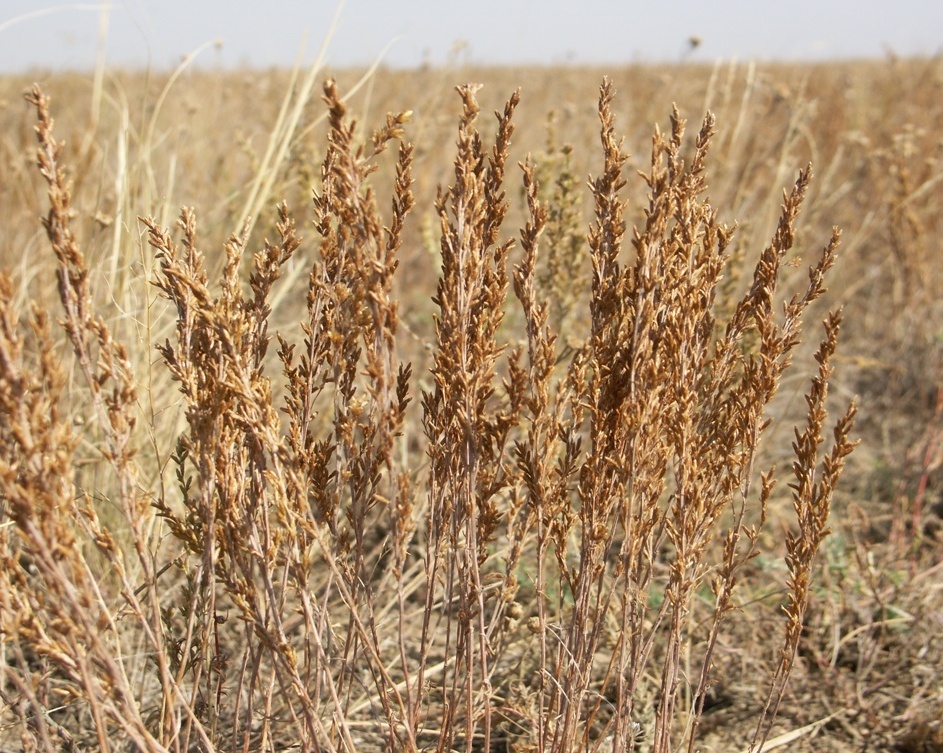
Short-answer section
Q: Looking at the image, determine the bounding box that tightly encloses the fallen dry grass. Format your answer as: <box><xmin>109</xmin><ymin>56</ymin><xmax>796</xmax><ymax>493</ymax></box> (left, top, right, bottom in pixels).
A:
<box><xmin>0</xmin><ymin>57</ymin><xmax>941</xmax><ymax>752</ymax></box>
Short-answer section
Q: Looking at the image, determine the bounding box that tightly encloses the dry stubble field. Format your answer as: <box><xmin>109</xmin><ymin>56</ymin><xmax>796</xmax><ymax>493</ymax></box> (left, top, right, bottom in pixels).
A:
<box><xmin>0</xmin><ymin>57</ymin><xmax>941</xmax><ymax>752</ymax></box>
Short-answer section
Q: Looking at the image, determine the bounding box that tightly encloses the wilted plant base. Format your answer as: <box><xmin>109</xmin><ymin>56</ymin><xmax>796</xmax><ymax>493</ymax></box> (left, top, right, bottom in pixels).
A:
<box><xmin>0</xmin><ymin>76</ymin><xmax>861</xmax><ymax>753</ymax></box>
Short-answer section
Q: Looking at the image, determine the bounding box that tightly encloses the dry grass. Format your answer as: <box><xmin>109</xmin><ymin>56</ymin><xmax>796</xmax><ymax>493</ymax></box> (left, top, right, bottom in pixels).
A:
<box><xmin>0</xmin><ymin>56</ymin><xmax>941</xmax><ymax>753</ymax></box>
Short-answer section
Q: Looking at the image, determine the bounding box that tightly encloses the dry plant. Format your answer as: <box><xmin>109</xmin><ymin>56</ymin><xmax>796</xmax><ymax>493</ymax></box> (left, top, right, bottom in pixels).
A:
<box><xmin>0</xmin><ymin>76</ymin><xmax>857</xmax><ymax>753</ymax></box>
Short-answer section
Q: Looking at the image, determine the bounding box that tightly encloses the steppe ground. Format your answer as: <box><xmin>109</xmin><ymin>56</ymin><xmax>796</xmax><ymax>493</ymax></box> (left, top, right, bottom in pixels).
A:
<box><xmin>1</xmin><ymin>57</ymin><xmax>941</xmax><ymax>751</ymax></box>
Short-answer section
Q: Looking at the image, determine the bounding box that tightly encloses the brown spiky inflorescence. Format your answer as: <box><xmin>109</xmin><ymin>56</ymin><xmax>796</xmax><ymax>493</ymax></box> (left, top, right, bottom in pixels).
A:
<box><xmin>0</xmin><ymin>78</ymin><xmax>856</xmax><ymax>753</ymax></box>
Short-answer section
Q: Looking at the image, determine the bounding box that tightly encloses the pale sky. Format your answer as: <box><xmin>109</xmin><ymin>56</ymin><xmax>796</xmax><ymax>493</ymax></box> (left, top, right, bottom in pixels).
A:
<box><xmin>0</xmin><ymin>0</ymin><xmax>941</xmax><ymax>72</ymax></box>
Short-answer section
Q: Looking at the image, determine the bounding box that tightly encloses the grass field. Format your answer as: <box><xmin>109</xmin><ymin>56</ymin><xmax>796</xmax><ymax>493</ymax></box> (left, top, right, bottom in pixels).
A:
<box><xmin>0</xmin><ymin>56</ymin><xmax>941</xmax><ymax>752</ymax></box>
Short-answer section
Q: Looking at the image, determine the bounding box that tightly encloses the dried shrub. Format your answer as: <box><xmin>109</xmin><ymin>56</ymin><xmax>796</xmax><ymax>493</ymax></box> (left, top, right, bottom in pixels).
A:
<box><xmin>0</xmin><ymin>79</ymin><xmax>857</xmax><ymax>753</ymax></box>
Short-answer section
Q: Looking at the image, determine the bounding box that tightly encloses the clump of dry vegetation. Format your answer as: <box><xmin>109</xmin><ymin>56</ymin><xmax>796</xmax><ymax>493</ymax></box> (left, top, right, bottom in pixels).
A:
<box><xmin>0</xmin><ymin>56</ymin><xmax>941</xmax><ymax>753</ymax></box>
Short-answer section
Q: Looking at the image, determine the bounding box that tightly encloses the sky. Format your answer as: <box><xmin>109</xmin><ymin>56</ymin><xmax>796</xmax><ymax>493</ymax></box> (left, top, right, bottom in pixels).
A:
<box><xmin>0</xmin><ymin>0</ymin><xmax>941</xmax><ymax>73</ymax></box>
